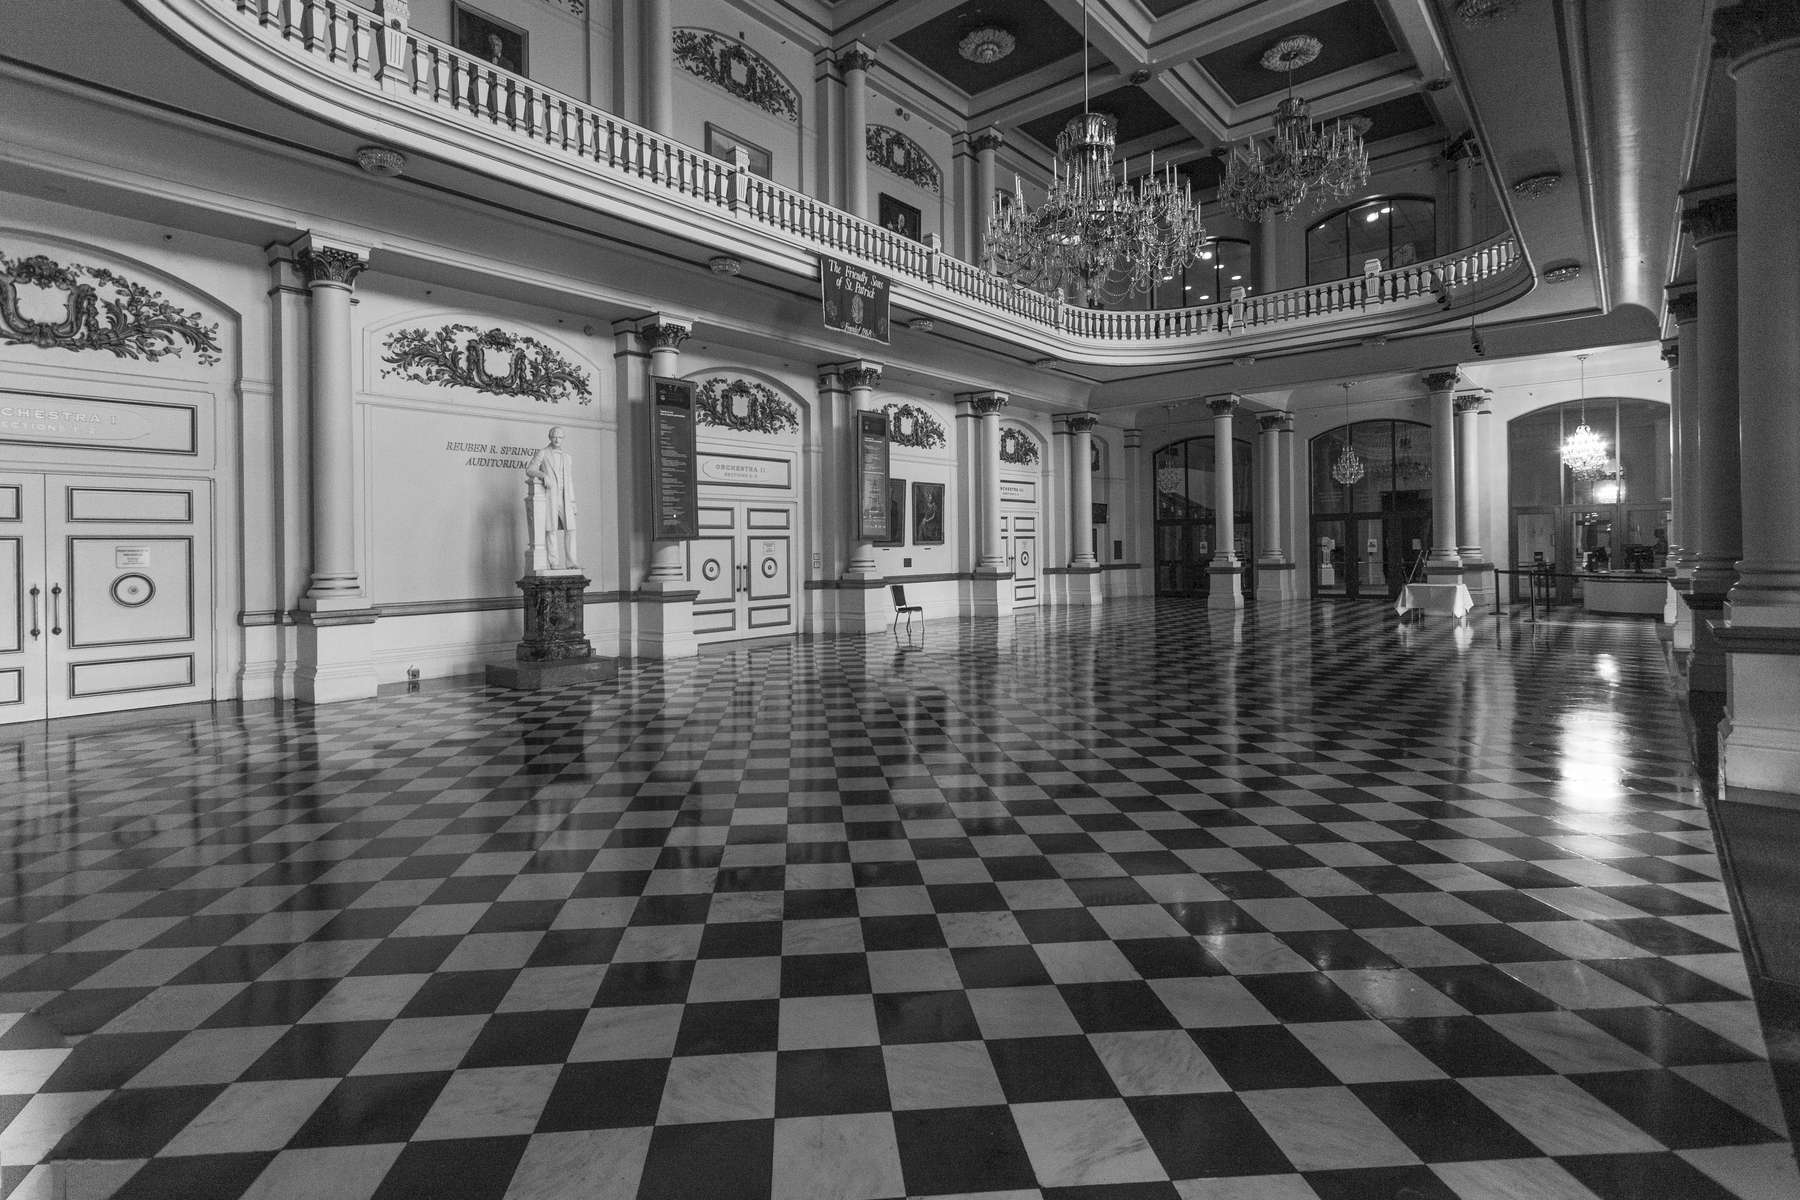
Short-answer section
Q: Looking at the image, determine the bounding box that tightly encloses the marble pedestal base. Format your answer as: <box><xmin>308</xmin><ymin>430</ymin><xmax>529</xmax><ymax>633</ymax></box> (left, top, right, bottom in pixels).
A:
<box><xmin>486</xmin><ymin>571</ymin><xmax>607</xmax><ymax>691</ymax></box>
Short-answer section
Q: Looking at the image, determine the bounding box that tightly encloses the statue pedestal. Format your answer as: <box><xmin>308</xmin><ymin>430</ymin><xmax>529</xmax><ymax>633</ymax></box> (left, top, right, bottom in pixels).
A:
<box><xmin>485</xmin><ymin>570</ymin><xmax>616</xmax><ymax>690</ymax></box>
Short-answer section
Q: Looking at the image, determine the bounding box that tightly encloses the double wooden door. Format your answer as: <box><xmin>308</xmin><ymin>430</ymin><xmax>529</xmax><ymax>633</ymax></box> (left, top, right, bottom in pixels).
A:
<box><xmin>1</xmin><ymin>473</ymin><xmax>213</xmax><ymax>723</ymax></box>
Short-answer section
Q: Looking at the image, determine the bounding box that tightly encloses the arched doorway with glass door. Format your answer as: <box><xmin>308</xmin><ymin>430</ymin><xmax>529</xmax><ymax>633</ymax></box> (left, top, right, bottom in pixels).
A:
<box><xmin>1508</xmin><ymin>397</ymin><xmax>1669</xmax><ymax>605</ymax></box>
<box><xmin>1309</xmin><ymin>420</ymin><xmax>1433</xmax><ymax>599</ymax></box>
<box><xmin>1153</xmin><ymin>435</ymin><xmax>1253</xmax><ymax>599</ymax></box>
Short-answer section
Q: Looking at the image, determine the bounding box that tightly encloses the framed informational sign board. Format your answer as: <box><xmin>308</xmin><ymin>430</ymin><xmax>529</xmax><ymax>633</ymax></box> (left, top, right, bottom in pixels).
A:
<box><xmin>821</xmin><ymin>256</ymin><xmax>891</xmax><ymax>343</ymax></box>
<box><xmin>651</xmin><ymin>376</ymin><xmax>699</xmax><ymax>539</ymax></box>
<box><xmin>855</xmin><ymin>410</ymin><xmax>891</xmax><ymax>541</ymax></box>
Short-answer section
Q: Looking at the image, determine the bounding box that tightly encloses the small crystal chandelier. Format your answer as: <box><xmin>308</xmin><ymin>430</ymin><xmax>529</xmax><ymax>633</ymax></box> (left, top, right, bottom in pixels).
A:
<box><xmin>1332</xmin><ymin>381</ymin><xmax>1365</xmax><ymax>485</ymax></box>
<box><xmin>985</xmin><ymin>0</ymin><xmax>1207</xmax><ymax>306</ymax></box>
<box><xmin>1560</xmin><ymin>354</ymin><xmax>1610</xmax><ymax>480</ymax></box>
<box><xmin>1218</xmin><ymin>35</ymin><xmax>1369</xmax><ymax>222</ymax></box>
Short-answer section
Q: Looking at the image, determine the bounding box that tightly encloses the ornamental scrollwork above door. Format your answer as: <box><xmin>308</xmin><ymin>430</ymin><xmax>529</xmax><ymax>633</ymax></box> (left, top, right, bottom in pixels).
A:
<box><xmin>1000</xmin><ymin>425</ymin><xmax>1041</xmax><ymax>466</ymax></box>
<box><xmin>884</xmin><ymin>402</ymin><xmax>946</xmax><ymax>450</ymax></box>
<box><xmin>695</xmin><ymin>377</ymin><xmax>799</xmax><ymax>435</ymax></box>
<box><xmin>865</xmin><ymin>126</ymin><xmax>941</xmax><ymax>194</ymax></box>
<box><xmin>674</xmin><ymin>29</ymin><xmax>799</xmax><ymax>123</ymax></box>
<box><xmin>0</xmin><ymin>249</ymin><xmax>222</xmax><ymax>365</ymax></box>
<box><xmin>380</xmin><ymin>324</ymin><xmax>593</xmax><ymax>405</ymax></box>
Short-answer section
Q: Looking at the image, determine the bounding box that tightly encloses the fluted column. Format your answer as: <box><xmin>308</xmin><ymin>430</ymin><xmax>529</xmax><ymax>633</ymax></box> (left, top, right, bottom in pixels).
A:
<box><xmin>840</xmin><ymin>43</ymin><xmax>874</xmax><ymax>220</ymax></box>
<box><xmin>1068</xmin><ymin>414</ymin><xmax>1099</xmax><ymax>569</ymax></box>
<box><xmin>1207</xmin><ymin>395</ymin><xmax>1244</xmax><ymax>610</ymax></box>
<box><xmin>1684</xmin><ymin>197</ymin><xmax>1742</xmax><ymax>604</ymax></box>
<box><xmin>1668</xmin><ymin>289</ymin><xmax>1700</xmax><ymax>574</ymax></box>
<box><xmin>973</xmin><ymin>128</ymin><xmax>1002</xmax><ymax>266</ymax></box>
<box><xmin>296</xmin><ymin>236</ymin><xmax>369</xmax><ymax>604</ymax></box>
<box><xmin>637</xmin><ymin>317</ymin><xmax>692</xmax><ymax>584</ymax></box>
<box><xmin>1713</xmin><ymin>7</ymin><xmax>1800</xmax><ymax>808</ymax></box>
<box><xmin>841</xmin><ymin>361</ymin><xmax>884</xmax><ymax>577</ymax></box>
<box><xmin>1454</xmin><ymin>391</ymin><xmax>1488</xmax><ymax>562</ymax></box>
<box><xmin>972</xmin><ymin>392</ymin><xmax>1008</xmax><ymax>571</ymax></box>
<box><xmin>1723</xmin><ymin>19</ymin><xmax>1800</xmax><ymax>628</ymax></box>
<box><xmin>1256</xmin><ymin>413</ymin><xmax>1286</xmax><ymax>564</ymax></box>
<box><xmin>643</xmin><ymin>0</ymin><xmax>673</xmax><ymax>136</ymax></box>
<box><xmin>1423</xmin><ymin>368</ymin><xmax>1462</xmax><ymax>574</ymax></box>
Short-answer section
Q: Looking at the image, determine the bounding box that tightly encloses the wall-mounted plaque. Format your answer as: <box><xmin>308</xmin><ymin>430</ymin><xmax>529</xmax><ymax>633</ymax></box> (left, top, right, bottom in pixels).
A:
<box><xmin>652</xmin><ymin>376</ymin><xmax>699</xmax><ymax>539</ymax></box>
<box><xmin>821</xmin><ymin>256</ymin><xmax>890</xmax><ymax>344</ymax></box>
<box><xmin>856</xmin><ymin>410</ymin><xmax>891</xmax><ymax>541</ymax></box>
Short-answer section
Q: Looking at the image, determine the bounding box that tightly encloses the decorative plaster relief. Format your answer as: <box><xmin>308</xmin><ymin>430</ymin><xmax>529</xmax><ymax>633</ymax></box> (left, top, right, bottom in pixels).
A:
<box><xmin>0</xmin><ymin>249</ymin><xmax>222</xmax><ymax>366</ymax></box>
<box><xmin>1000</xmin><ymin>425</ymin><xmax>1040</xmax><ymax>466</ymax></box>
<box><xmin>883</xmin><ymin>402</ymin><xmax>946</xmax><ymax>450</ymax></box>
<box><xmin>695</xmin><ymin>377</ymin><xmax>798</xmax><ymax>436</ymax></box>
<box><xmin>380</xmin><ymin>324</ymin><xmax>592</xmax><ymax>405</ymax></box>
<box><xmin>866</xmin><ymin>126</ymin><xmax>941</xmax><ymax>194</ymax></box>
<box><xmin>674</xmin><ymin>29</ymin><xmax>799</xmax><ymax>123</ymax></box>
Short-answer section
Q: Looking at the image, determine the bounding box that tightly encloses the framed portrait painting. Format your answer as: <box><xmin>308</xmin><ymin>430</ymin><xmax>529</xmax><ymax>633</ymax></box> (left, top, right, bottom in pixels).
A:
<box><xmin>911</xmin><ymin>481</ymin><xmax>945</xmax><ymax>545</ymax></box>
<box><xmin>879</xmin><ymin>193</ymin><xmax>922</xmax><ymax>242</ymax></box>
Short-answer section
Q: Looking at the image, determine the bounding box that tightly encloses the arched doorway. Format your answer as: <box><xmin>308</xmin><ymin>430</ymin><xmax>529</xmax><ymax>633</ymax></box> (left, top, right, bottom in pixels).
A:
<box><xmin>1153</xmin><ymin>435</ymin><xmax>1253</xmax><ymax>599</ymax></box>
<box><xmin>1507</xmin><ymin>397</ymin><xmax>1669</xmax><ymax>603</ymax></box>
<box><xmin>1308</xmin><ymin>419</ymin><xmax>1433</xmax><ymax>599</ymax></box>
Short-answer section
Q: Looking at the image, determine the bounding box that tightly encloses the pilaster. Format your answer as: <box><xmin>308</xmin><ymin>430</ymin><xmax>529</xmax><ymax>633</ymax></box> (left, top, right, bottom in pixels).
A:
<box><xmin>629</xmin><ymin>313</ymin><xmax>698</xmax><ymax>659</ymax></box>
<box><xmin>1206</xmin><ymin>394</ymin><xmax>1244</xmax><ymax>610</ymax></box>
<box><xmin>962</xmin><ymin>390</ymin><xmax>1013</xmax><ymax>617</ymax></box>
<box><xmin>1422</xmin><ymin>367</ymin><xmax>1463</xmax><ymax>579</ymax></box>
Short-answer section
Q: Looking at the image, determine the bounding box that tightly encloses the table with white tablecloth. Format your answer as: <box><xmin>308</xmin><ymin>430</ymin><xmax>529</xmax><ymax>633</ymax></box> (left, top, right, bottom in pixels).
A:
<box><xmin>1394</xmin><ymin>582</ymin><xmax>1474</xmax><ymax>620</ymax></box>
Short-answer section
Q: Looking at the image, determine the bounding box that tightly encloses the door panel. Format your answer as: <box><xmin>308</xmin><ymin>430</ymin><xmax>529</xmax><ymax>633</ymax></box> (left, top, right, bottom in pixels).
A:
<box><xmin>1</xmin><ymin>471</ymin><xmax>212</xmax><ymax>723</ymax></box>
<box><xmin>689</xmin><ymin>502</ymin><xmax>796</xmax><ymax>642</ymax></box>
<box><xmin>1004</xmin><ymin>512</ymin><xmax>1038</xmax><ymax>605</ymax></box>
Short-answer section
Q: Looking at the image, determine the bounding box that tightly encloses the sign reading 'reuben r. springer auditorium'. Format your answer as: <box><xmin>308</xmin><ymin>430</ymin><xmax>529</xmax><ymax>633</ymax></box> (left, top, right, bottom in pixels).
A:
<box><xmin>820</xmin><ymin>256</ymin><xmax>890</xmax><ymax>344</ymax></box>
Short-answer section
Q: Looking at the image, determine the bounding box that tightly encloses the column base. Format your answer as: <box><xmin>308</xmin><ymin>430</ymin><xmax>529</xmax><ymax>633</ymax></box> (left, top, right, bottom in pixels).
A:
<box><xmin>1424</xmin><ymin>557</ymin><xmax>1464</xmax><ymax>583</ymax></box>
<box><xmin>1459</xmin><ymin>561</ymin><xmax>1494</xmax><ymax>608</ymax></box>
<box><xmin>1054</xmin><ymin>566</ymin><xmax>1103</xmax><ymax>606</ymax></box>
<box><xmin>1672</xmin><ymin>577</ymin><xmax>1696</xmax><ymax>653</ymax></box>
<box><xmin>970</xmin><ymin>571</ymin><xmax>1014</xmax><ymax>618</ymax></box>
<box><xmin>1716</xmin><ymin>623</ymin><xmax>1800</xmax><ymax>795</ymax></box>
<box><xmin>1255</xmin><ymin>562</ymin><xmax>1297</xmax><ymax>601</ymax></box>
<box><xmin>1208</xmin><ymin>565</ymin><xmax>1245</xmax><ymax>610</ymax></box>
<box><xmin>295</xmin><ymin>607</ymin><xmax>380</xmax><ymax>704</ymax></box>
<box><xmin>636</xmin><ymin>581</ymin><xmax>700</xmax><ymax>659</ymax></box>
<box><xmin>1686</xmin><ymin>592</ymin><xmax>1729</xmax><ymax>694</ymax></box>
<box><xmin>836</xmin><ymin>578</ymin><xmax>893</xmax><ymax>634</ymax></box>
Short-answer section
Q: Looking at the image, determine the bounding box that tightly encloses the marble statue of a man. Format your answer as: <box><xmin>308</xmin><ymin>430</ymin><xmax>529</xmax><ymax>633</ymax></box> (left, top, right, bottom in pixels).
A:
<box><xmin>526</xmin><ymin>426</ymin><xmax>578</xmax><ymax>570</ymax></box>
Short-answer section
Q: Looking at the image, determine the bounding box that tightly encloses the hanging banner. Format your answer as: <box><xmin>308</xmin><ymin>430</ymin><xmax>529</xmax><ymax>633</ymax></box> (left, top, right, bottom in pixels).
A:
<box><xmin>855</xmin><ymin>410</ymin><xmax>891</xmax><ymax>541</ymax></box>
<box><xmin>651</xmin><ymin>376</ymin><xmax>699</xmax><ymax>539</ymax></box>
<box><xmin>821</xmin><ymin>256</ymin><xmax>891</xmax><ymax>344</ymax></box>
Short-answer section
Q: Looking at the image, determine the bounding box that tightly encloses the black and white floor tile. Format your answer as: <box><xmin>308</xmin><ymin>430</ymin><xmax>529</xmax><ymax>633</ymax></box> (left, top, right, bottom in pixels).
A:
<box><xmin>0</xmin><ymin>599</ymin><xmax>1794</xmax><ymax>1199</ymax></box>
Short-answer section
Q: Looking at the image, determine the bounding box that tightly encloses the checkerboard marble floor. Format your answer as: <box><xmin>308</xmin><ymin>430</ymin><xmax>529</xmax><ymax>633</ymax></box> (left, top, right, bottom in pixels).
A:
<box><xmin>1</xmin><ymin>599</ymin><xmax>1795</xmax><ymax>1200</ymax></box>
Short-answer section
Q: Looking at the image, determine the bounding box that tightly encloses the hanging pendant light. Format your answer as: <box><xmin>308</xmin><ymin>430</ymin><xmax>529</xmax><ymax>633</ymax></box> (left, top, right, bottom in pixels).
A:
<box><xmin>1331</xmin><ymin>381</ymin><xmax>1365</xmax><ymax>485</ymax></box>
<box><xmin>984</xmin><ymin>0</ymin><xmax>1207</xmax><ymax>306</ymax></box>
<box><xmin>1560</xmin><ymin>354</ymin><xmax>1609</xmax><ymax>480</ymax></box>
<box><xmin>1218</xmin><ymin>35</ymin><xmax>1370</xmax><ymax>222</ymax></box>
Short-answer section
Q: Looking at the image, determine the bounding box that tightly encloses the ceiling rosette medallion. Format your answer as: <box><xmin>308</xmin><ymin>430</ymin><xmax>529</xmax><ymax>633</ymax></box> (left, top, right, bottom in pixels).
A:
<box><xmin>694</xmin><ymin>377</ymin><xmax>799</xmax><ymax>435</ymax></box>
<box><xmin>0</xmin><ymin>248</ymin><xmax>222</xmax><ymax>365</ymax></box>
<box><xmin>380</xmin><ymin>324</ymin><xmax>592</xmax><ymax>405</ymax></box>
<box><xmin>673</xmin><ymin>29</ymin><xmax>799</xmax><ymax>122</ymax></box>
<box><xmin>999</xmin><ymin>425</ymin><xmax>1041</xmax><ymax>466</ymax></box>
<box><xmin>866</xmin><ymin>126</ymin><xmax>942</xmax><ymax>194</ymax></box>
<box><xmin>884</xmin><ymin>402</ymin><xmax>946</xmax><ymax>450</ymax></box>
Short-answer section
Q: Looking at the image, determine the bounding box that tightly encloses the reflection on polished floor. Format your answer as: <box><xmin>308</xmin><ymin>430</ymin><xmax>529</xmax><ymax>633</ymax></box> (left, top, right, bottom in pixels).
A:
<box><xmin>0</xmin><ymin>599</ymin><xmax>1795</xmax><ymax>1200</ymax></box>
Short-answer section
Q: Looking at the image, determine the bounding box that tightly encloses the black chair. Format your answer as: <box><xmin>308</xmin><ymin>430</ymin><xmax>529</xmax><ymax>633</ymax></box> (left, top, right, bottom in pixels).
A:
<box><xmin>891</xmin><ymin>585</ymin><xmax>922</xmax><ymax>632</ymax></box>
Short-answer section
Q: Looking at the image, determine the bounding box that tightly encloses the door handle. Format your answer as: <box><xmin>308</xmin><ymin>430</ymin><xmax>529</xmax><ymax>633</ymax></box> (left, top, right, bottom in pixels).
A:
<box><xmin>28</xmin><ymin>585</ymin><xmax>40</xmax><ymax>639</ymax></box>
<box><xmin>50</xmin><ymin>583</ymin><xmax>62</xmax><ymax>637</ymax></box>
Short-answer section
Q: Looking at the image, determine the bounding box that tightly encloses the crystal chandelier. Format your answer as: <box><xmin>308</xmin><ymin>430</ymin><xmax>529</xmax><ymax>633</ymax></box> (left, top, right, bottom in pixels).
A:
<box><xmin>1332</xmin><ymin>381</ymin><xmax>1365</xmax><ymax>485</ymax></box>
<box><xmin>1218</xmin><ymin>35</ymin><xmax>1369</xmax><ymax>222</ymax></box>
<box><xmin>985</xmin><ymin>0</ymin><xmax>1207</xmax><ymax>306</ymax></box>
<box><xmin>1560</xmin><ymin>354</ymin><xmax>1610</xmax><ymax>480</ymax></box>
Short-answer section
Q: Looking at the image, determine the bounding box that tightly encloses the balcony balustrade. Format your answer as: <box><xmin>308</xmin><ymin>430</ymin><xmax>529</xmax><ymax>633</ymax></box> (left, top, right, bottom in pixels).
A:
<box><xmin>166</xmin><ymin>0</ymin><xmax>1529</xmax><ymax>361</ymax></box>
